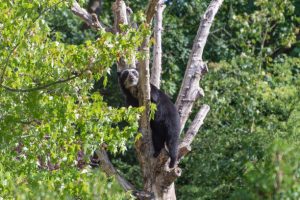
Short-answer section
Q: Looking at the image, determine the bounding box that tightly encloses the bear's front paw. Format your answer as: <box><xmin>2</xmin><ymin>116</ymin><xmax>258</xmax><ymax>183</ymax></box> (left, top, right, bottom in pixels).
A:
<box><xmin>153</xmin><ymin>152</ymin><xmax>160</xmax><ymax>158</ymax></box>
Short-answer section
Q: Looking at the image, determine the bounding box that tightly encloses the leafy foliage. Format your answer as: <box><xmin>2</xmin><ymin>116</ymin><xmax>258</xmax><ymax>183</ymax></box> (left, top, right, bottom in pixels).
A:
<box><xmin>0</xmin><ymin>0</ymin><xmax>145</xmax><ymax>198</ymax></box>
<box><xmin>0</xmin><ymin>158</ymin><xmax>133</xmax><ymax>199</ymax></box>
<box><xmin>232</xmin><ymin>139</ymin><xmax>300</xmax><ymax>199</ymax></box>
<box><xmin>170</xmin><ymin>0</ymin><xmax>300</xmax><ymax>199</ymax></box>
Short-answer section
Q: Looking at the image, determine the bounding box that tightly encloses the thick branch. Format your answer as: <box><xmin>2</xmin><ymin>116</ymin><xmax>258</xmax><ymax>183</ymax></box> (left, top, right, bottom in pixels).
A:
<box><xmin>178</xmin><ymin>104</ymin><xmax>210</xmax><ymax>159</ymax></box>
<box><xmin>94</xmin><ymin>148</ymin><xmax>135</xmax><ymax>191</ymax></box>
<box><xmin>150</xmin><ymin>0</ymin><xmax>165</xmax><ymax>89</ymax></box>
<box><xmin>137</xmin><ymin>36</ymin><xmax>154</xmax><ymax>192</ymax></box>
<box><xmin>162</xmin><ymin>167</ymin><xmax>182</xmax><ymax>187</ymax></box>
<box><xmin>145</xmin><ymin>0</ymin><xmax>160</xmax><ymax>24</ymax></box>
<box><xmin>155</xmin><ymin>149</ymin><xmax>170</xmax><ymax>169</ymax></box>
<box><xmin>176</xmin><ymin>0</ymin><xmax>223</xmax><ymax>130</ymax></box>
<box><xmin>112</xmin><ymin>0</ymin><xmax>128</xmax><ymax>33</ymax></box>
<box><xmin>126</xmin><ymin>7</ymin><xmax>137</xmax><ymax>69</ymax></box>
<box><xmin>93</xmin><ymin>148</ymin><xmax>155</xmax><ymax>199</ymax></box>
<box><xmin>71</xmin><ymin>2</ymin><xmax>104</xmax><ymax>30</ymax></box>
<box><xmin>112</xmin><ymin>0</ymin><xmax>134</xmax><ymax>70</ymax></box>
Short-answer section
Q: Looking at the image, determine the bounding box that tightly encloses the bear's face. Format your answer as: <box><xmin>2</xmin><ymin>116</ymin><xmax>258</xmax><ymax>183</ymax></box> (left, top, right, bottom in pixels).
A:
<box><xmin>119</xmin><ymin>68</ymin><xmax>139</xmax><ymax>89</ymax></box>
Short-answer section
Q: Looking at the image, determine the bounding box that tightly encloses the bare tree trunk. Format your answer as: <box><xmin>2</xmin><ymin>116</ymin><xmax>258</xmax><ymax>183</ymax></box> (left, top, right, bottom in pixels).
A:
<box><xmin>137</xmin><ymin>36</ymin><xmax>155</xmax><ymax>193</ymax></box>
<box><xmin>71</xmin><ymin>0</ymin><xmax>224</xmax><ymax>199</ymax></box>
<box><xmin>151</xmin><ymin>0</ymin><xmax>165</xmax><ymax>89</ymax></box>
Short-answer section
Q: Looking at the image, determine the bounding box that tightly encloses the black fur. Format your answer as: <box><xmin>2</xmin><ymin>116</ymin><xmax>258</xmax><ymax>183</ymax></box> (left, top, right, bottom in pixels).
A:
<box><xmin>118</xmin><ymin>68</ymin><xmax>180</xmax><ymax>168</ymax></box>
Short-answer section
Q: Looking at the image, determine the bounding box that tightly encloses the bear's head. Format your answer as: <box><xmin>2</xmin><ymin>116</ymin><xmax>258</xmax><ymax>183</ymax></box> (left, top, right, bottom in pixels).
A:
<box><xmin>118</xmin><ymin>68</ymin><xmax>139</xmax><ymax>89</ymax></box>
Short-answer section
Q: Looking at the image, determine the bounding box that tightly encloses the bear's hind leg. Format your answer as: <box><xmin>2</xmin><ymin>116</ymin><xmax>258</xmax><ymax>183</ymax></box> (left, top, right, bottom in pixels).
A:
<box><xmin>151</xmin><ymin>124</ymin><xmax>165</xmax><ymax>157</ymax></box>
<box><xmin>166</xmin><ymin>130</ymin><xmax>179</xmax><ymax>168</ymax></box>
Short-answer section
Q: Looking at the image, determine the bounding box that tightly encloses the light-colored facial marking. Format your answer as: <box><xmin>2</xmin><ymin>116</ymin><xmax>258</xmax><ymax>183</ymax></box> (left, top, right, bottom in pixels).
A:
<box><xmin>124</xmin><ymin>69</ymin><xmax>139</xmax><ymax>89</ymax></box>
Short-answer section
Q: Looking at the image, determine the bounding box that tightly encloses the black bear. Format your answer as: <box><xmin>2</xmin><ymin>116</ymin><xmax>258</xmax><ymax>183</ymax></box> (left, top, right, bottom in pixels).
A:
<box><xmin>118</xmin><ymin>68</ymin><xmax>180</xmax><ymax>168</ymax></box>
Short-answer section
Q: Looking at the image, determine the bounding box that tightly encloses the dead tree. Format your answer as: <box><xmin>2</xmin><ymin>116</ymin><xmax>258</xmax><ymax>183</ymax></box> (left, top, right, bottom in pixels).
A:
<box><xmin>71</xmin><ymin>0</ymin><xmax>224</xmax><ymax>199</ymax></box>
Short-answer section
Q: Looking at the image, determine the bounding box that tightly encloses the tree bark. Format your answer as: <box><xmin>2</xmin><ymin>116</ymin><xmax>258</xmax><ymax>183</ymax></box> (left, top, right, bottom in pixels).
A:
<box><xmin>112</xmin><ymin>0</ymin><xmax>128</xmax><ymax>33</ymax></box>
<box><xmin>137</xmin><ymin>36</ymin><xmax>155</xmax><ymax>193</ymax></box>
<box><xmin>71</xmin><ymin>1</ymin><xmax>106</xmax><ymax>31</ymax></box>
<box><xmin>145</xmin><ymin>0</ymin><xmax>160</xmax><ymax>24</ymax></box>
<box><xmin>151</xmin><ymin>0</ymin><xmax>165</xmax><ymax>89</ymax></box>
<box><xmin>178</xmin><ymin>105</ymin><xmax>210</xmax><ymax>160</ymax></box>
<box><xmin>112</xmin><ymin>0</ymin><xmax>137</xmax><ymax>70</ymax></box>
<box><xmin>93</xmin><ymin>148</ymin><xmax>135</xmax><ymax>191</ymax></box>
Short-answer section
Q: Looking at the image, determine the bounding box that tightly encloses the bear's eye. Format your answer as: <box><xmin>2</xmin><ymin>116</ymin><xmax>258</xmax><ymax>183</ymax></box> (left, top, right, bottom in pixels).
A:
<box><xmin>132</xmin><ymin>70</ymin><xmax>138</xmax><ymax>76</ymax></box>
<box><xmin>122</xmin><ymin>71</ymin><xmax>129</xmax><ymax>78</ymax></box>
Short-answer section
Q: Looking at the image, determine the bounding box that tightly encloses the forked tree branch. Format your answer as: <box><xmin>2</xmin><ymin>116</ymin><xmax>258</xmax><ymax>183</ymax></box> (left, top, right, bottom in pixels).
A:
<box><xmin>176</xmin><ymin>0</ymin><xmax>224</xmax><ymax>130</ymax></box>
<box><xmin>151</xmin><ymin>0</ymin><xmax>165</xmax><ymax>89</ymax></box>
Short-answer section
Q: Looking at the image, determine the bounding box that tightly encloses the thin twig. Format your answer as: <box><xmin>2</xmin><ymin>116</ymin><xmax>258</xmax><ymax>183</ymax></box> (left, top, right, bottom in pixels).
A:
<box><xmin>1</xmin><ymin>74</ymin><xmax>79</xmax><ymax>93</ymax></box>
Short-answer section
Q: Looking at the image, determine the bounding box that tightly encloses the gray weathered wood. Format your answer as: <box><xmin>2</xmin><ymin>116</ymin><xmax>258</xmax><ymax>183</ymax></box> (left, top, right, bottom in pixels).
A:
<box><xmin>176</xmin><ymin>0</ymin><xmax>224</xmax><ymax>130</ymax></box>
<box><xmin>178</xmin><ymin>105</ymin><xmax>210</xmax><ymax>159</ymax></box>
<box><xmin>151</xmin><ymin>0</ymin><xmax>165</xmax><ymax>89</ymax></box>
<box><xmin>71</xmin><ymin>2</ymin><xmax>105</xmax><ymax>30</ymax></box>
<box><xmin>94</xmin><ymin>148</ymin><xmax>135</xmax><ymax>191</ymax></box>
